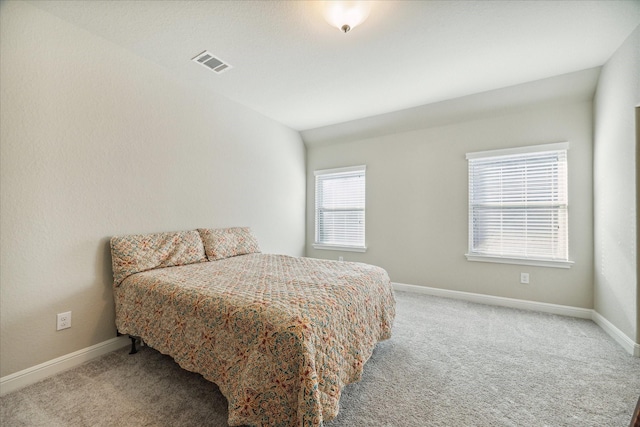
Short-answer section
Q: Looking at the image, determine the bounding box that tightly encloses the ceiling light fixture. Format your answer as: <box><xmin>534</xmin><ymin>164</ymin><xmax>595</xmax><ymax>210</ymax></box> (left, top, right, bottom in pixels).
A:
<box><xmin>322</xmin><ymin>1</ymin><xmax>371</xmax><ymax>34</ymax></box>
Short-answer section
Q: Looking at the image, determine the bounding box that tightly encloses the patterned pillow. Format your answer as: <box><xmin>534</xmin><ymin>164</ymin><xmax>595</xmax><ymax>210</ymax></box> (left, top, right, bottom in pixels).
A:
<box><xmin>197</xmin><ymin>227</ymin><xmax>261</xmax><ymax>261</ymax></box>
<box><xmin>110</xmin><ymin>230</ymin><xmax>207</xmax><ymax>286</ymax></box>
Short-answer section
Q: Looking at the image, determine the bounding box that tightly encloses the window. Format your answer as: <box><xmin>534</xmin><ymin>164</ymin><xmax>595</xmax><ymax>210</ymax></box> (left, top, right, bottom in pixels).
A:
<box><xmin>313</xmin><ymin>165</ymin><xmax>366</xmax><ymax>252</ymax></box>
<box><xmin>466</xmin><ymin>143</ymin><xmax>572</xmax><ymax>268</ymax></box>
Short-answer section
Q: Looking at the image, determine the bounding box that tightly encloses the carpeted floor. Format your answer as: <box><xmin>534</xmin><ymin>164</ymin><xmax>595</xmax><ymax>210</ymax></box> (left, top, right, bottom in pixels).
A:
<box><xmin>1</xmin><ymin>291</ymin><xmax>639</xmax><ymax>426</ymax></box>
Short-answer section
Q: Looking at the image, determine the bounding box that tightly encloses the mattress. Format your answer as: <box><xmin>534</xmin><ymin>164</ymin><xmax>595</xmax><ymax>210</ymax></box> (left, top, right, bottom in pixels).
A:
<box><xmin>114</xmin><ymin>253</ymin><xmax>395</xmax><ymax>426</ymax></box>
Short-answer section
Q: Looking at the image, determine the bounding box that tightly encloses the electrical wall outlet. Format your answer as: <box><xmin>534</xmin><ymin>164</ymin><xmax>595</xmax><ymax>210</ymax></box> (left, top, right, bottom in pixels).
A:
<box><xmin>338</xmin><ymin>256</ymin><xmax>344</xmax><ymax>262</ymax></box>
<box><xmin>57</xmin><ymin>311</ymin><xmax>72</xmax><ymax>330</ymax></box>
<box><xmin>520</xmin><ymin>273</ymin><xmax>530</xmax><ymax>284</ymax></box>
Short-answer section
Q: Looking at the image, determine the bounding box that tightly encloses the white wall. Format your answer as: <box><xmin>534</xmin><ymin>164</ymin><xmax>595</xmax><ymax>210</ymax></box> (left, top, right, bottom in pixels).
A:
<box><xmin>0</xmin><ymin>2</ymin><xmax>306</xmax><ymax>377</ymax></box>
<box><xmin>306</xmin><ymin>93</ymin><xmax>594</xmax><ymax>309</ymax></box>
<box><xmin>593</xmin><ymin>26</ymin><xmax>640</xmax><ymax>343</ymax></box>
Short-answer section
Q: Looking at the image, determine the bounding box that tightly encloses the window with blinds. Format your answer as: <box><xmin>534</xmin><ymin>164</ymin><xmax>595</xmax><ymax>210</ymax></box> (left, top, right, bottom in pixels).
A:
<box><xmin>466</xmin><ymin>143</ymin><xmax>572</xmax><ymax>268</ymax></box>
<box><xmin>313</xmin><ymin>165</ymin><xmax>366</xmax><ymax>252</ymax></box>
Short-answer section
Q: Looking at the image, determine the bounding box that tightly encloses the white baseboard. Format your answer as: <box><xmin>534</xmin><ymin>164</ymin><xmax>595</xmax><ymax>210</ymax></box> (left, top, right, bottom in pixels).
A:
<box><xmin>393</xmin><ymin>282</ymin><xmax>639</xmax><ymax>357</ymax></box>
<box><xmin>0</xmin><ymin>335</ymin><xmax>129</xmax><ymax>396</ymax></box>
<box><xmin>592</xmin><ymin>311</ymin><xmax>640</xmax><ymax>357</ymax></box>
<box><xmin>392</xmin><ymin>282</ymin><xmax>593</xmax><ymax>319</ymax></box>
<box><xmin>2</xmin><ymin>285</ymin><xmax>638</xmax><ymax>396</ymax></box>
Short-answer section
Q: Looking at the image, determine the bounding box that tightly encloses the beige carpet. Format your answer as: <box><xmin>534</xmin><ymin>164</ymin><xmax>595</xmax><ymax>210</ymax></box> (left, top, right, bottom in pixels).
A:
<box><xmin>2</xmin><ymin>291</ymin><xmax>639</xmax><ymax>426</ymax></box>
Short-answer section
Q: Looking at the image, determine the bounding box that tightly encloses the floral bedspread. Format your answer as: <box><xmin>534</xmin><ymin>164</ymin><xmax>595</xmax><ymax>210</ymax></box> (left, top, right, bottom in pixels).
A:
<box><xmin>114</xmin><ymin>254</ymin><xmax>395</xmax><ymax>426</ymax></box>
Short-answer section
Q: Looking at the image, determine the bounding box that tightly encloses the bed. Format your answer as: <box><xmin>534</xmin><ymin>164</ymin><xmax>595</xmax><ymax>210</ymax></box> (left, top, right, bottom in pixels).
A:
<box><xmin>110</xmin><ymin>228</ymin><xmax>395</xmax><ymax>427</ymax></box>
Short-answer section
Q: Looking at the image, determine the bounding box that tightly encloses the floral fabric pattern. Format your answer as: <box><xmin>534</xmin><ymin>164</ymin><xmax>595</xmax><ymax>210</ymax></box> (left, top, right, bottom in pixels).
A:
<box><xmin>198</xmin><ymin>227</ymin><xmax>261</xmax><ymax>261</ymax></box>
<box><xmin>113</xmin><ymin>254</ymin><xmax>395</xmax><ymax>427</ymax></box>
<box><xmin>110</xmin><ymin>230</ymin><xmax>207</xmax><ymax>286</ymax></box>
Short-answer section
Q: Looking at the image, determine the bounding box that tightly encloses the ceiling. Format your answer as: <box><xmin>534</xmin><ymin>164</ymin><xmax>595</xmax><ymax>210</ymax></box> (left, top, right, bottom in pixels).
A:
<box><xmin>30</xmin><ymin>1</ymin><xmax>640</xmax><ymax>131</ymax></box>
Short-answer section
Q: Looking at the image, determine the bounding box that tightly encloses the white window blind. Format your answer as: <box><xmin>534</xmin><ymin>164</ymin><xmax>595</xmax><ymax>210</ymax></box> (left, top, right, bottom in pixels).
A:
<box><xmin>466</xmin><ymin>143</ymin><xmax>571</xmax><ymax>267</ymax></box>
<box><xmin>314</xmin><ymin>165</ymin><xmax>366</xmax><ymax>252</ymax></box>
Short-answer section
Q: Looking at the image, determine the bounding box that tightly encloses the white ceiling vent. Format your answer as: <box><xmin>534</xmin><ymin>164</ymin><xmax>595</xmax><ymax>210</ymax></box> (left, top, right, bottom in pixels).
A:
<box><xmin>192</xmin><ymin>51</ymin><xmax>232</xmax><ymax>74</ymax></box>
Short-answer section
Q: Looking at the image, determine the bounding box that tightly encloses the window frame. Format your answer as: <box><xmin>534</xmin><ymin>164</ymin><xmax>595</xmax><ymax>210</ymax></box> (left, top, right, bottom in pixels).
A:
<box><xmin>465</xmin><ymin>142</ymin><xmax>573</xmax><ymax>269</ymax></box>
<box><xmin>313</xmin><ymin>165</ymin><xmax>367</xmax><ymax>253</ymax></box>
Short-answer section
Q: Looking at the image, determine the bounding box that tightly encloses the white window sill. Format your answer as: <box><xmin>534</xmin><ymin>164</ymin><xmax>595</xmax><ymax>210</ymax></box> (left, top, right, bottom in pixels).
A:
<box><xmin>465</xmin><ymin>254</ymin><xmax>573</xmax><ymax>269</ymax></box>
<box><xmin>313</xmin><ymin>244</ymin><xmax>367</xmax><ymax>253</ymax></box>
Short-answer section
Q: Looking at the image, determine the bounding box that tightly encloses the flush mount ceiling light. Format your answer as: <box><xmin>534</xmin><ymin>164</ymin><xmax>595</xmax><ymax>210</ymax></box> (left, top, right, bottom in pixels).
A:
<box><xmin>322</xmin><ymin>1</ymin><xmax>372</xmax><ymax>33</ymax></box>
